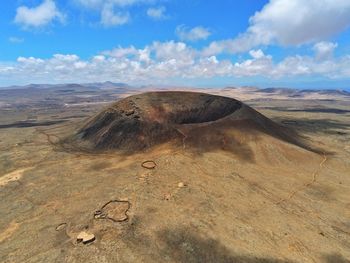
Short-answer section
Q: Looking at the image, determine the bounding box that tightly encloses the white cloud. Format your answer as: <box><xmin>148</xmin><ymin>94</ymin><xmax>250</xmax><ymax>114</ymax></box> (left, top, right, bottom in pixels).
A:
<box><xmin>74</xmin><ymin>0</ymin><xmax>103</xmax><ymax>9</ymax></box>
<box><xmin>2</xmin><ymin>40</ymin><xmax>350</xmax><ymax>85</ymax></box>
<box><xmin>152</xmin><ymin>41</ymin><xmax>196</xmax><ymax>64</ymax></box>
<box><xmin>203</xmin><ymin>0</ymin><xmax>350</xmax><ymax>55</ymax></box>
<box><xmin>17</xmin><ymin>57</ymin><xmax>45</xmax><ymax>64</ymax></box>
<box><xmin>176</xmin><ymin>25</ymin><xmax>211</xmax><ymax>42</ymax></box>
<box><xmin>313</xmin><ymin>41</ymin><xmax>338</xmax><ymax>61</ymax></box>
<box><xmin>75</xmin><ymin>0</ymin><xmax>154</xmax><ymax>8</ymax></box>
<box><xmin>102</xmin><ymin>46</ymin><xmax>138</xmax><ymax>57</ymax></box>
<box><xmin>9</xmin><ymin>37</ymin><xmax>24</xmax><ymax>43</ymax></box>
<box><xmin>249</xmin><ymin>49</ymin><xmax>265</xmax><ymax>59</ymax></box>
<box><xmin>101</xmin><ymin>3</ymin><xmax>130</xmax><ymax>26</ymax></box>
<box><xmin>147</xmin><ymin>6</ymin><xmax>167</xmax><ymax>20</ymax></box>
<box><xmin>76</xmin><ymin>0</ymin><xmax>157</xmax><ymax>26</ymax></box>
<box><xmin>102</xmin><ymin>45</ymin><xmax>151</xmax><ymax>62</ymax></box>
<box><xmin>14</xmin><ymin>0</ymin><xmax>65</xmax><ymax>29</ymax></box>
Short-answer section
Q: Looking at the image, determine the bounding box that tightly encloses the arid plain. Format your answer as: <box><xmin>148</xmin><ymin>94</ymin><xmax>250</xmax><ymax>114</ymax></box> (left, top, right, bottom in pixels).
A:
<box><xmin>0</xmin><ymin>84</ymin><xmax>350</xmax><ymax>263</ymax></box>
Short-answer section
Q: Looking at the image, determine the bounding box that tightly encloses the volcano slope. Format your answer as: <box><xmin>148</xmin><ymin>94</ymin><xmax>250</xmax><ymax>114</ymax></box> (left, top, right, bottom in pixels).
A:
<box><xmin>1</xmin><ymin>91</ymin><xmax>350</xmax><ymax>263</ymax></box>
<box><xmin>65</xmin><ymin>91</ymin><xmax>318</xmax><ymax>161</ymax></box>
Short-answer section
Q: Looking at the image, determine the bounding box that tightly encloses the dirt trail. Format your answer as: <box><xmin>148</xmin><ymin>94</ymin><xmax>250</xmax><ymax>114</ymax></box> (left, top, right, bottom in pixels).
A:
<box><xmin>276</xmin><ymin>152</ymin><xmax>327</xmax><ymax>205</ymax></box>
<box><xmin>0</xmin><ymin>221</ymin><xmax>20</xmax><ymax>243</ymax></box>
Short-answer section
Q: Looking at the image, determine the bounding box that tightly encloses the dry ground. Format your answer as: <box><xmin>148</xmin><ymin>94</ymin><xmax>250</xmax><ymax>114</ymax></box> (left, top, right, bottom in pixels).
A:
<box><xmin>0</xmin><ymin>87</ymin><xmax>350</xmax><ymax>263</ymax></box>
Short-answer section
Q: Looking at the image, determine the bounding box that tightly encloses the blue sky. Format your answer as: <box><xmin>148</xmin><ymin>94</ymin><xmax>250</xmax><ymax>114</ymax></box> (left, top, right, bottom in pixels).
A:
<box><xmin>1</xmin><ymin>0</ymin><xmax>350</xmax><ymax>88</ymax></box>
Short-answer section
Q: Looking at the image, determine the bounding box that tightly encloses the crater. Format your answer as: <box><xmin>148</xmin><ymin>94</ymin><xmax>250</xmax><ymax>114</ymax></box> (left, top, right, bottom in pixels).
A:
<box><xmin>140</xmin><ymin>92</ymin><xmax>242</xmax><ymax>124</ymax></box>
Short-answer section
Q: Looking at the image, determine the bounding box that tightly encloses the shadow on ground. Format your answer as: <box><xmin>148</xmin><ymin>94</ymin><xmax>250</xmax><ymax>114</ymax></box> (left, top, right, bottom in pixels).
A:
<box><xmin>156</xmin><ymin>227</ymin><xmax>295</xmax><ymax>263</ymax></box>
<box><xmin>0</xmin><ymin>120</ymin><xmax>67</xmax><ymax>129</ymax></box>
<box><xmin>272</xmin><ymin>117</ymin><xmax>350</xmax><ymax>135</ymax></box>
<box><xmin>122</xmin><ymin>221</ymin><xmax>297</xmax><ymax>262</ymax></box>
<box><xmin>154</xmin><ymin>227</ymin><xmax>350</xmax><ymax>263</ymax></box>
<box><xmin>323</xmin><ymin>254</ymin><xmax>350</xmax><ymax>263</ymax></box>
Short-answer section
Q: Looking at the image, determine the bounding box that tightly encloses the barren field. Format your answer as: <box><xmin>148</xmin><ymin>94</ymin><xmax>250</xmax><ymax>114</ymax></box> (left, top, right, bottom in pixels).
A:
<box><xmin>0</xmin><ymin>86</ymin><xmax>349</xmax><ymax>263</ymax></box>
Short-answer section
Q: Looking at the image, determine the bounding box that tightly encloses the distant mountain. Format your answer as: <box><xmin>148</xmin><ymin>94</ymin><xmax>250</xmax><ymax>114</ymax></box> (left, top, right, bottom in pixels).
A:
<box><xmin>0</xmin><ymin>82</ymin><xmax>130</xmax><ymax>90</ymax></box>
<box><xmin>83</xmin><ymin>81</ymin><xmax>130</xmax><ymax>90</ymax></box>
<box><xmin>301</xmin><ymin>89</ymin><xmax>350</xmax><ymax>96</ymax></box>
<box><xmin>259</xmin><ymin>88</ymin><xmax>296</xmax><ymax>94</ymax></box>
<box><xmin>3</xmin><ymin>84</ymin><xmax>56</xmax><ymax>90</ymax></box>
<box><xmin>259</xmin><ymin>87</ymin><xmax>350</xmax><ymax>97</ymax></box>
<box><xmin>1</xmin><ymin>83</ymin><xmax>349</xmax><ymax>97</ymax></box>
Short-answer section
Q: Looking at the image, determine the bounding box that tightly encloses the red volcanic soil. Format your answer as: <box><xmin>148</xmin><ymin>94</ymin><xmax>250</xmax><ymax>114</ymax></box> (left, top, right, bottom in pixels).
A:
<box><xmin>65</xmin><ymin>91</ymin><xmax>318</xmax><ymax>157</ymax></box>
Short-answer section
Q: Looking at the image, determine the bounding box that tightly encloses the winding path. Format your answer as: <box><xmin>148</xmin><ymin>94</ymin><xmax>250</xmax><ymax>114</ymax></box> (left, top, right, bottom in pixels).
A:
<box><xmin>276</xmin><ymin>152</ymin><xmax>327</xmax><ymax>205</ymax></box>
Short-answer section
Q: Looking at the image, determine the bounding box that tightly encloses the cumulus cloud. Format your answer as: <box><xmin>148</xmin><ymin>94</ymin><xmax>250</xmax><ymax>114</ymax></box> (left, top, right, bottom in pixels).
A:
<box><xmin>203</xmin><ymin>0</ymin><xmax>350</xmax><ymax>55</ymax></box>
<box><xmin>152</xmin><ymin>41</ymin><xmax>196</xmax><ymax>63</ymax></box>
<box><xmin>75</xmin><ymin>0</ymin><xmax>157</xmax><ymax>26</ymax></box>
<box><xmin>176</xmin><ymin>25</ymin><xmax>211</xmax><ymax>42</ymax></box>
<box><xmin>313</xmin><ymin>41</ymin><xmax>338</xmax><ymax>61</ymax></box>
<box><xmin>14</xmin><ymin>0</ymin><xmax>65</xmax><ymax>29</ymax></box>
<box><xmin>102</xmin><ymin>45</ymin><xmax>152</xmax><ymax>63</ymax></box>
<box><xmin>249</xmin><ymin>49</ymin><xmax>265</xmax><ymax>59</ymax></box>
<box><xmin>102</xmin><ymin>46</ymin><xmax>138</xmax><ymax>57</ymax></box>
<box><xmin>147</xmin><ymin>6</ymin><xmax>167</xmax><ymax>20</ymax></box>
<box><xmin>2</xmin><ymin>40</ymin><xmax>350</xmax><ymax>85</ymax></box>
<box><xmin>101</xmin><ymin>3</ymin><xmax>130</xmax><ymax>26</ymax></box>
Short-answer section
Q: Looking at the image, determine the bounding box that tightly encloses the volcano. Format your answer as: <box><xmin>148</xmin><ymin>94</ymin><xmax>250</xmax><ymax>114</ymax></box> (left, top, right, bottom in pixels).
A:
<box><xmin>67</xmin><ymin>91</ymin><xmax>316</xmax><ymax>159</ymax></box>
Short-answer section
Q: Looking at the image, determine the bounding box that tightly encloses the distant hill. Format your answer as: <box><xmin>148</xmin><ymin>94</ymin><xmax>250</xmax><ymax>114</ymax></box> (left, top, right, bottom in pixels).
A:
<box><xmin>0</xmin><ymin>81</ymin><xmax>130</xmax><ymax>90</ymax></box>
<box><xmin>259</xmin><ymin>87</ymin><xmax>350</xmax><ymax>97</ymax></box>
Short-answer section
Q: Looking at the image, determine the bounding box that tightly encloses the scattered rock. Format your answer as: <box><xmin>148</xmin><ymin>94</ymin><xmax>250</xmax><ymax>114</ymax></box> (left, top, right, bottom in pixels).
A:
<box><xmin>139</xmin><ymin>173</ymin><xmax>149</xmax><ymax>182</ymax></box>
<box><xmin>178</xmin><ymin>182</ymin><xmax>186</xmax><ymax>188</ymax></box>
<box><xmin>77</xmin><ymin>231</ymin><xmax>95</xmax><ymax>244</ymax></box>
<box><xmin>140</xmin><ymin>173</ymin><xmax>149</xmax><ymax>178</ymax></box>
<box><xmin>125</xmin><ymin>109</ymin><xmax>135</xmax><ymax>116</ymax></box>
<box><xmin>231</xmin><ymin>172</ymin><xmax>244</xmax><ymax>179</ymax></box>
<box><xmin>164</xmin><ymin>193</ymin><xmax>171</xmax><ymax>200</ymax></box>
<box><xmin>94</xmin><ymin>210</ymin><xmax>105</xmax><ymax>219</ymax></box>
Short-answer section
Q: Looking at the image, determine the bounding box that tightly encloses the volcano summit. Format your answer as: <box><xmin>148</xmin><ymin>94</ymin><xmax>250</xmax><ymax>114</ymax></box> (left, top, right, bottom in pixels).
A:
<box><xmin>67</xmin><ymin>91</ymin><xmax>315</xmax><ymax>158</ymax></box>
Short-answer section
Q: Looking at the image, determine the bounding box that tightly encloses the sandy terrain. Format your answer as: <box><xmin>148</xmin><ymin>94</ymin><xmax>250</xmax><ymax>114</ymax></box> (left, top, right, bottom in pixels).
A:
<box><xmin>0</xmin><ymin>86</ymin><xmax>349</xmax><ymax>263</ymax></box>
<box><xmin>0</xmin><ymin>167</ymin><xmax>34</xmax><ymax>187</ymax></box>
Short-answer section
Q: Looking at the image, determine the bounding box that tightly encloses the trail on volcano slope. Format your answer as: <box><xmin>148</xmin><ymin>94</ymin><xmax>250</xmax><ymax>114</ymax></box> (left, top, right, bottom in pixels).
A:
<box><xmin>276</xmin><ymin>152</ymin><xmax>327</xmax><ymax>205</ymax></box>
